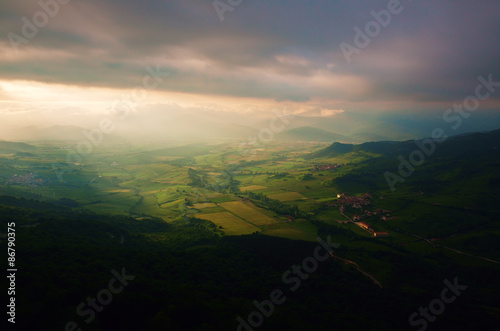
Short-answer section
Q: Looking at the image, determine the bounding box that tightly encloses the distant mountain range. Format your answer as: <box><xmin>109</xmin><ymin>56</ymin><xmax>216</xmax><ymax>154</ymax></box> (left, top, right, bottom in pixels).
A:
<box><xmin>307</xmin><ymin>129</ymin><xmax>500</xmax><ymax>159</ymax></box>
<box><xmin>0</xmin><ymin>141</ymin><xmax>37</xmax><ymax>154</ymax></box>
<box><xmin>2</xmin><ymin>109</ymin><xmax>500</xmax><ymax>146</ymax></box>
<box><xmin>275</xmin><ymin>126</ymin><xmax>405</xmax><ymax>144</ymax></box>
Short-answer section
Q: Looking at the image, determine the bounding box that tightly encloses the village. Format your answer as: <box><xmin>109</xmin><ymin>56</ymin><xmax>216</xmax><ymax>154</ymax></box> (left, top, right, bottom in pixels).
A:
<box><xmin>311</xmin><ymin>163</ymin><xmax>342</xmax><ymax>172</ymax></box>
<box><xmin>328</xmin><ymin>193</ymin><xmax>397</xmax><ymax>238</ymax></box>
<box><xmin>3</xmin><ymin>173</ymin><xmax>51</xmax><ymax>188</ymax></box>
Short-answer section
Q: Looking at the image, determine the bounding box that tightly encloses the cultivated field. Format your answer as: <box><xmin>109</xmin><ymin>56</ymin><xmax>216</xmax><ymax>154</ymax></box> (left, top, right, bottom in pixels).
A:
<box><xmin>240</xmin><ymin>185</ymin><xmax>267</xmax><ymax>192</ymax></box>
<box><xmin>193</xmin><ymin>202</ymin><xmax>217</xmax><ymax>209</ymax></box>
<box><xmin>196</xmin><ymin>212</ymin><xmax>260</xmax><ymax>235</ymax></box>
<box><xmin>220</xmin><ymin>201</ymin><xmax>278</xmax><ymax>226</ymax></box>
<box><xmin>268</xmin><ymin>191</ymin><xmax>308</xmax><ymax>202</ymax></box>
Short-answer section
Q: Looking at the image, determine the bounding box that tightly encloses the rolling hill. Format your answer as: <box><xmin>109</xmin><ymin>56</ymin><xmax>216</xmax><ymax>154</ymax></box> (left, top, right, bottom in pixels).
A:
<box><xmin>307</xmin><ymin>129</ymin><xmax>500</xmax><ymax>159</ymax></box>
<box><xmin>0</xmin><ymin>140</ymin><xmax>37</xmax><ymax>154</ymax></box>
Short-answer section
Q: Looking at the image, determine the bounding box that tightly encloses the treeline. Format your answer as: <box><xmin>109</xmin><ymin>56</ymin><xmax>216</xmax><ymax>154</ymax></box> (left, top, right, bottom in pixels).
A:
<box><xmin>243</xmin><ymin>191</ymin><xmax>301</xmax><ymax>217</ymax></box>
<box><xmin>187</xmin><ymin>167</ymin><xmax>206</xmax><ymax>187</ymax></box>
<box><xmin>188</xmin><ymin>167</ymin><xmax>240</xmax><ymax>194</ymax></box>
<box><xmin>267</xmin><ymin>172</ymin><xmax>289</xmax><ymax>179</ymax></box>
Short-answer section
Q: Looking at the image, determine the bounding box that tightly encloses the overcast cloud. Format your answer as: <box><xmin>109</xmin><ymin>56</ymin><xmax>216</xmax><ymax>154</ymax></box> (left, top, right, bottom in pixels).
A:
<box><xmin>1</xmin><ymin>0</ymin><xmax>499</xmax><ymax>134</ymax></box>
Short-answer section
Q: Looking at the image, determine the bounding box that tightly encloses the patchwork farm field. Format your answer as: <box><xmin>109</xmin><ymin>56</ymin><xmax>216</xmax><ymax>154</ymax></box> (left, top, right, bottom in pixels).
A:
<box><xmin>193</xmin><ymin>202</ymin><xmax>217</xmax><ymax>209</ymax></box>
<box><xmin>240</xmin><ymin>185</ymin><xmax>267</xmax><ymax>192</ymax></box>
<box><xmin>196</xmin><ymin>212</ymin><xmax>260</xmax><ymax>235</ymax></box>
<box><xmin>220</xmin><ymin>201</ymin><xmax>278</xmax><ymax>226</ymax></box>
<box><xmin>268</xmin><ymin>191</ymin><xmax>307</xmax><ymax>201</ymax></box>
<box><xmin>2</xmin><ymin>137</ymin><xmax>500</xmax><ymax>263</ymax></box>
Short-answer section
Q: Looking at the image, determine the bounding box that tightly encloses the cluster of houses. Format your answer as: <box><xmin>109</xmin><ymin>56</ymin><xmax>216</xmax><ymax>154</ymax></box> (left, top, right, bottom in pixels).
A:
<box><xmin>312</xmin><ymin>164</ymin><xmax>341</xmax><ymax>172</ymax></box>
<box><xmin>356</xmin><ymin>222</ymin><xmax>390</xmax><ymax>238</ymax></box>
<box><xmin>352</xmin><ymin>208</ymin><xmax>394</xmax><ymax>222</ymax></box>
<box><xmin>4</xmin><ymin>173</ymin><xmax>50</xmax><ymax>188</ymax></box>
<box><xmin>327</xmin><ymin>193</ymin><xmax>393</xmax><ymax>238</ymax></box>
<box><xmin>337</xmin><ymin>192</ymin><xmax>372</xmax><ymax>211</ymax></box>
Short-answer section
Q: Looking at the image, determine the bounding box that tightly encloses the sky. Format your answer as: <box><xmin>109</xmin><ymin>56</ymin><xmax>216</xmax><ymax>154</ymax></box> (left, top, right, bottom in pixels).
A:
<box><xmin>1</xmin><ymin>0</ymin><xmax>500</xmax><ymax>138</ymax></box>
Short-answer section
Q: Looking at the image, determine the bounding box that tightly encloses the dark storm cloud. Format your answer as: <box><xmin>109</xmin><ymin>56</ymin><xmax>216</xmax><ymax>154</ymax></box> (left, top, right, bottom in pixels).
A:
<box><xmin>1</xmin><ymin>0</ymin><xmax>499</xmax><ymax>106</ymax></box>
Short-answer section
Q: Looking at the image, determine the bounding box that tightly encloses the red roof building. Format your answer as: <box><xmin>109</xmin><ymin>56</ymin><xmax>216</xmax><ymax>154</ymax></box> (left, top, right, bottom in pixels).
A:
<box><xmin>373</xmin><ymin>232</ymin><xmax>390</xmax><ymax>238</ymax></box>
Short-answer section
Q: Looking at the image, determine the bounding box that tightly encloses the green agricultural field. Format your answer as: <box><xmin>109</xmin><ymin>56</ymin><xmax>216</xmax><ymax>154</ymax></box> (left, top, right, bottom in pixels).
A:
<box><xmin>240</xmin><ymin>185</ymin><xmax>267</xmax><ymax>192</ymax></box>
<box><xmin>195</xmin><ymin>206</ymin><xmax>226</xmax><ymax>214</ymax></box>
<box><xmin>268</xmin><ymin>191</ymin><xmax>307</xmax><ymax>202</ymax></box>
<box><xmin>220</xmin><ymin>201</ymin><xmax>279</xmax><ymax>226</ymax></box>
<box><xmin>210</xmin><ymin>195</ymin><xmax>238</xmax><ymax>203</ymax></box>
<box><xmin>152</xmin><ymin>169</ymin><xmax>189</xmax><ymax>184</ymax></box>
<box><xmin>193</xmin><ymin>202</ymin><xmax>217</xmax><ymax>209</ymax></box>
<box><xmin>315</xmin><ymin>208</ymin><xmax>347</xmax><ymax>221</ymax></box>
<box><xmin>196</xmin><ymin>212</ymin><xmax>260</xmax><ymax>235</ymax></box>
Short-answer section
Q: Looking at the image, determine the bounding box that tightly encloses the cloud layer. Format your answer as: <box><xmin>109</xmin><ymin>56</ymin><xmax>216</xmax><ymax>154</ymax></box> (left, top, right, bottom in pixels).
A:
<box><xmin>1</xmin><ymin>0</ymin><xmax>500</xmax><ymax>132</ymax></box>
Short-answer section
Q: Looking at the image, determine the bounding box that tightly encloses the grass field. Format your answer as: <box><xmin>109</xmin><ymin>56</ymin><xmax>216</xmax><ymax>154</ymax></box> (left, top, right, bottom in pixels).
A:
<box><xmin>220</xmin><ymin>201</ymin><xmax>278</xmax><ymax>226</ymax></box>
<box><xmin>193</xmin><ymin>202</ymin><xmax>217</xmax><ymax>209</ymax></box>
<box><xmin>240</xmin><ymin>185</ymin><xmax>267</xmax><ymax>192</ymax></box>
<box><xmin>196</xmin><ymin>212</ymin><xmax>260</xmax><ymax>235</ymax></box>
<box><xmin>268</xmin><ymin>191</ymin><xmax>308</xmax><ymax>202</ymax></box>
